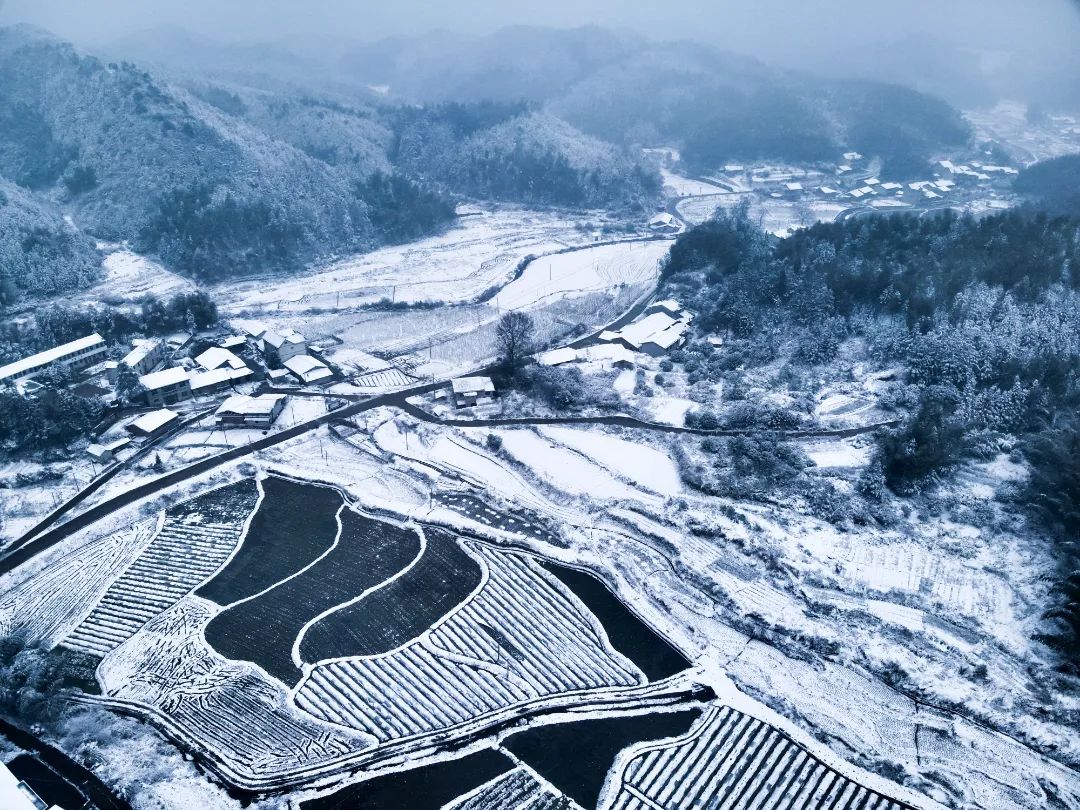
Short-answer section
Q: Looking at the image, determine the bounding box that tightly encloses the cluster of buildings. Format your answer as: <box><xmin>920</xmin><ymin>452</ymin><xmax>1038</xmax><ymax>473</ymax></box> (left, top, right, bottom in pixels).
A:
<box><xmin>718</xmin><ymin>150</ymin><xmax>1019</xmax><ymax>210</ymax></box>
<box><xmin>135</xmin><ymin>321</ymin><xmax>331</xmax><ymax>407</ymax></box>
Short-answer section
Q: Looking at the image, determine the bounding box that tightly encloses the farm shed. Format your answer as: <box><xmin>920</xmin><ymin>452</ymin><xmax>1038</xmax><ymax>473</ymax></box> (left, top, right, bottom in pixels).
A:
<box><xmin>582</xmin><ymin>344</ymin><xmax>635</xmax><ymax>367</ymax></box>
<box><xmin>0</xmin><ymin>333</ymin><xmax>107</xmax><ymax>385</ymax></box>
<box><xmin>452</xmin><ymin>376</ymin><xmax>496</xmax><ymax>408</ymax></box>
<box><xmin>127</xmin><ymin>408</ymin><xmax>179</xmax><ymax>440</ymax></box>
<box><xmin>218</xmin><ymin>335</ymin><xmax>247</xmax><ymax>350</ymax></box>
<box><xmin>284</xmin><ymin>354</ymin><xmax>333</xmax><ymax>384</ymax></box>
<box><xmin>139</xmin><ymin>366</ymin><xmax>191</xmax><ymax>406</ymax></box>
<box><xmin>538</xmin><ymin>347</ymin><xmax>578</xmax><ymax>367</ymax></box>
<box><xmin>86</xmin><ymin>437</ymin><xmax>131</xmax><ymax>463</ymax></box>
<box><xmin>215</xmin><ymin>394</ymin><xmax>287</xmax><ymax>428</ymax></box>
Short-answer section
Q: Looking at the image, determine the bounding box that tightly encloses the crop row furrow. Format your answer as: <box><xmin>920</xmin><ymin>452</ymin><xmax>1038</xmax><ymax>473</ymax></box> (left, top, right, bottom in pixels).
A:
<box><xmin>609</xmin><ymin>708</ymin><xmax>913</xmax><ymax>810</ymax></box>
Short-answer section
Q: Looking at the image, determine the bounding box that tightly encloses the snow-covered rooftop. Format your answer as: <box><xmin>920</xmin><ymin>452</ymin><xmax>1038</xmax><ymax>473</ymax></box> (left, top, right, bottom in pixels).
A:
<box><xmin>128</xmin><ymin>408</ymin><xmax>179</xmax><ymax>435</ymax></box>
<box><xmin>283</xmin><ymin>354</ymin><xmax>332</xmax><ymax>383</ymax></box>
<box><xmin>452</xmin><ymin>376</ymin><xmax>495</xmax><ymax>394</ymax></box>
<box><xmin>139</xmin><ymin>366</ymin><xmax>189</xmax><ymax>390</ymax></box>
<box><xmin>216</xmin><ymin>393</ymin><xmax>286</xmax><ymax>417</ymax></box>
<box><xmin>195</xmin><ymin>347</ymin><xmax>247</xmax><ymax>371</ymax></box>
<box><xmin>0</xmin><ymin>333</ymin><xmax>105</xmax><ymax>381</ymax></box>
<box><xmin>613</xmin><ymin>312</ymin><xmax>680</xmax><ymax>349</ymax></box>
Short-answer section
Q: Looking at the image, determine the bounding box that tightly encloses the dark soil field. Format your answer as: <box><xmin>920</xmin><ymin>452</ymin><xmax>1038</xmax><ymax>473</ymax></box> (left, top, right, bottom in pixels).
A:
<box><xmin>503</xmin><ymin>709</ymin><xmax>702</xmax><ymax>809</ymax></box>
<box><xmin>196</xmin><ymin>475</ymin><xmax>342</xmax><ymax>606</ymax></box>
<box><xmin>300</xmin><ymin>749</ymin><xmax>514</xmax><ymax>810</ymax></box>
<box><xmin>542</xmin><ymin>562</ymin><xmax>689</xmax><ymax>682</ymax></box>
<box><xmin>300</xmin><ymin>528</ymin><xmax>482</xmax><ymax>659</ymax></box>
<box><xmin>203</xmin><ymin>509</ymin><xmax>422</xmax><ymax>683</ymax></box>
<box><xmin>167</xmin><ymin>477</ymin><xmax>260</xmax><ymax>525</ymax></box>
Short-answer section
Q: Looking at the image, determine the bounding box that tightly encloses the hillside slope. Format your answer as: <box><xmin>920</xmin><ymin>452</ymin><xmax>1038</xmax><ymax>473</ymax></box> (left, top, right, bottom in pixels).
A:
<box><xmin>0</xmin><ymin>25</ymin><xmax>448</xmax><ymax>282</ymax></box>
<box><xmin>0</xmin><ymin>178</ymin><xmax>100</xmax><ymax>308</ymax></box>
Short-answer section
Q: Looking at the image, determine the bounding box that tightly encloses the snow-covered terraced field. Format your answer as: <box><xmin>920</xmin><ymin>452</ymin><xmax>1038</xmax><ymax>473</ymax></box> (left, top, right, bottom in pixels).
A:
<box><xmin>213</xmin><ymin>207</ymin><xmax>601</xmax><ymax>313</ymax></box>
<box><xmin>493</xmin><ymin>429</ymin><xmax>647</xmax><ymax>502</ymax></box>
<box><xmin>0</xmin><ymin>520</ymin><xmax>157</xmax><ymax>645</ymax></box>
<box><xmin>538</xmin><ymin>426</ymin><xmax>682</xmax><ymax>496</ymax></box>
<box><xmin>492</xmin><ymin>240</ymin><xmax>668</xmax><ymax>312</ymax></box>
<box><xmin>450</xmin><ymin>766</ymin><xmax>582</xmax><ymax>810</ymax></box>
<box><xmin>64</xmin><ymin>513</ymin><xmax>252</xmax><ymax>657</ymax></box>
<box><xmin>350</xmin><ymin>367</ymin><xmax>417</xmax><ymax>388</ymax></box>
<box><xmin>294</xmin><ymin>542</ymin><xmax>643</xmax><ymax>740</ymax></box>
<box><xmin>603</xmin><ymin>705</ymin><xmax>914</xmax><ymax>810</ymax></box>
<box><xmin>100</xmin><ymin>598</ymin><xmax>365</xmax><ymax>780</ymax></box>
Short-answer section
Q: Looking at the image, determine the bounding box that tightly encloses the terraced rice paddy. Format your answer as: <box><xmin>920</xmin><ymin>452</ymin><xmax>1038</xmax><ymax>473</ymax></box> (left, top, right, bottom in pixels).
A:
<box><xmin>63</xmin><ymin>480</ymin><xmax>259</xmax><ymax>657</ymax></box>
<box><xmin>301</xmin><ymin>748</ymin><xmax>515</xmax><ymax>810</ymax></box>
<box><xmin>542</xmin><ymin>562</ymin><xmax>689</xmax><ymax>681</ymax></box>
<box><xmin>299</xmin><ymin>527</ymin><xmax>483</xmax><ymax>659</ymax></box>
<box><xmin>294</xmin><ymin>544</ymin><xmax>643</xmax><ymax>740</ymax></box>
<box><xmin>603</xmin><ymin>705</ymin><xmax>915</xmax><ymax>810</ymax></box>
<box><xmin>196</xmin><ymin>476</ymin><xmax>341</xmax><ymax>606</ymax></box>
<box><xmin>449</xmin><ymin>766</ymin><xmax>582</xmax><ymax>810</ymax></box>
<box><xmin>204</xmin><ymin>509</ymin><xmax>422</xmax><ymax>683</ymax></box>
<box><xmin>0</xmin><ymin>520</ymin><xmax>155</xmax><ymax>646</ymax></box>
<box><xmin>504</xmin><ymin>709</ymin><xmax>702</xmax><ymax>810</ymax></box>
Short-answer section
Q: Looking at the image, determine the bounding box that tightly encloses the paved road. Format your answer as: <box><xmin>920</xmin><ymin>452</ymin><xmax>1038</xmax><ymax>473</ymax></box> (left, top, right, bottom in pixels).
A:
<box><xmin>0</xmin><ymin>383</ymin><xmax>444</xmax><ymax>577</ymax></box>
<box><xmin>0</xmin><ymin>716</ymin><xmax>133</xmax><ymax>810</ymax></box>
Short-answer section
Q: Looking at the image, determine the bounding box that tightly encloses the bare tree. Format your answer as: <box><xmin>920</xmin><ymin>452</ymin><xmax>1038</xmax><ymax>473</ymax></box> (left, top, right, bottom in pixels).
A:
<box><xmin>495</xmin><ymin>311</ymin><xmax>535</xmax><ymax>368</ymax></box>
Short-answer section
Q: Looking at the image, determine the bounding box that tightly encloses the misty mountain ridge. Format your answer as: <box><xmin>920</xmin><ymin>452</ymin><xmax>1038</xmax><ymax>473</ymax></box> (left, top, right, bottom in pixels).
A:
<box><xmin>0</xmin><ymin>21</ymin><xmax>989</xmax><ymax>304</ymax></box>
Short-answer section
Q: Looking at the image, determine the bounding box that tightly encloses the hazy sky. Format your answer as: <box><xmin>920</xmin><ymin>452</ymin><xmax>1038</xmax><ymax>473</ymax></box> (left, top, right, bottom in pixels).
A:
<box><xmin>2</xmin><ymin>0</ymin><xmax>1079</xmax><ymax>57</ymax></box>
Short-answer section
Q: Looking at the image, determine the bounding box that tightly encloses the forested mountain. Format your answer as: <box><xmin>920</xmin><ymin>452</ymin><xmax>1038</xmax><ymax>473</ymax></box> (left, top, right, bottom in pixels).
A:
<box><xmin>393</xmin><ymin>106</ymin><xmax>660</xmax><ymax>209</ymax></box>
<box><xmin>550</xmin><ymin>48</ymin><xmax>971</xmax><ymax>177</ymax></box>
<box><xmin>0</xmin><ymin>25</ymin><xmax>454</xmax><ymax>284</ymax></box>
<box><xmin>330</xmin><ymin>27</ymin><xmax>971</xmax><ymax>178</ymax></box>
<box><xmin>1014</xmin><ymin>154</ymin><xmax>1080</xmax><ymax>216</ymax></box>
<box><xmin>0</xmin><ymin>179</ymin><xmax>100</xmax><ymax>308</ymax></box>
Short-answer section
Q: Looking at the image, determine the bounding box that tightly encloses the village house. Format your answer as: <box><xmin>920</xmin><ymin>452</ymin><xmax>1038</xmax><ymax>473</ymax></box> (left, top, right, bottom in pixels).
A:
<box><xmin>234</xmin><ymin>319</ymin><xmax>270</xmax><ymax>344</ymax></box>
<box><xmin>283</xmin><ymin>354</ymin><xmax>332</xmax><ymax>384</ymax></box>
<box><xmin>263</xmin><ymin>329</ymin><xmax>308</xmax><ymax>364</ymax></box>
<box><xmin>215</xmin><ymin>394</ymin><xmax>287</xmax><ymax>428</ymax></box>
<box><xmin>127</xmin><ymin>408</ymin><xmax>180</xmax><ymax>440</ymax></box>
<box><xmin>0</xmin><ymin>333</ymin><xmax>107</xmax><ymax>385</ymax></box>
<box><xmin>647</xmin><ymin>212</ymin><xmax>680</xmax><ymax>234</ymax></box>
<box><xmin>189</xmin><ymin>366</ymin><xmax>252</xmax><ymax>397</ymax></box>
<box><xmin>451</xmin><ymin>376</ymin><xmax>496</xmax><ymax>408</ymax></box>
<box><xmin>139</xmin><ymin>366</ymin><xmax>192</xmax><ymax>406</ymax></box>
<box><xmin>194</xmin><ymin>346</ymin><xmax>248</xmax><ymax>372</ymax></box>
<box><xmin>121</xmin><ymin>338</ymin><xmax>166</xmax><ymax>377</ymax></box>
<box><xmin>602</xmin><ymin>306</ymin><xmax>691</xmax><ymax>357</ymax></box>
